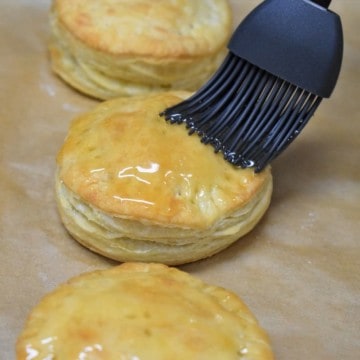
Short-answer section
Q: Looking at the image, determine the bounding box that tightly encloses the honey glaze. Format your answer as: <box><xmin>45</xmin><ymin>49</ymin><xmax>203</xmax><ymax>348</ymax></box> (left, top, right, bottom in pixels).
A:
<box><xmin>23</xmin><ymin>341</ymin><xmax>104</xmax><ymax>360</ymax></box>
<box><xmin>16</xmin><ymin>264</ymin><xmax>271</xmax><ymax>359</ymax></box>
<box><xmin>57</xmin><ymin>92</ymin><xmax>269</xmax><ymax>227</ymax></box>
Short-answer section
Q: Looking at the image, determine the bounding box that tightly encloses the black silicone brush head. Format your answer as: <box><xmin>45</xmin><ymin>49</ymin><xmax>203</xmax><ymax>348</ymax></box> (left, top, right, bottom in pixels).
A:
<box><xmin>162</xmin><ymin>53</ymin><xmax>322</xmax><ymax>172</ymax></box>
<box><xmin>161</xmin><ymin>0</ymin><xmax>343</xmax><ymax>172</ymax></box>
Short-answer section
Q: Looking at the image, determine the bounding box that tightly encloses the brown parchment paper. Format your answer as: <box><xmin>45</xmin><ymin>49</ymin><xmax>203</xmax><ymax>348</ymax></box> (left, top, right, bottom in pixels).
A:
<box><xmin>0</xmin><ymin>1</ymin><xmax>359</xmax><ymax>359</ymax></box>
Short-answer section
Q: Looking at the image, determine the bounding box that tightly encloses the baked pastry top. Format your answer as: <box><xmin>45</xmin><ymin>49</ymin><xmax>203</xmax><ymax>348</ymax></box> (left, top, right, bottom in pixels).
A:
<box><xmin>49</xmin><ymin>0</ymin><xmax>233</xmax><ymax>99</ymax></box>
<box><xmin>57</xmin><ymin>91</ymin><xmax>271</xmax><ymax>230</ymax></box>
<box><xmin>16</xmin><ymin>262</ymin><xmax>274</xmax><ymax>359</ymax></box>
<box><xmin>53</xmin><ymin>0</ymin><xmax>232</xmax><ymax>58</ymax></box>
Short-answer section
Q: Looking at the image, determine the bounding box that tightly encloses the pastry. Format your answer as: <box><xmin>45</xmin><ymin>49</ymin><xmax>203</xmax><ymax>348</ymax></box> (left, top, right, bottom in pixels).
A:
<box><xmin>55</xmin><ymin>91</ymin><xmax>272</xmax><ymax>265</ymax></box>
<box><xmin>16</xmin><ymin>262</ymin><xmax>274</xmax><ymax>359</ymax></box>
<box><xmin>49</xmin><ymin>0</ymin><xmax>232</xmax><ymax>99</ymax></box>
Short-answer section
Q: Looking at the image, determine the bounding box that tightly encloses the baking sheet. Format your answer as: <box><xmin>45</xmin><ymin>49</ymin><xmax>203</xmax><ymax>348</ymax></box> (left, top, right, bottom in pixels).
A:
<box><xmin>0</xmin><ymin>1</ymin><xmax>359</xmax><ymax>359</ymax></box>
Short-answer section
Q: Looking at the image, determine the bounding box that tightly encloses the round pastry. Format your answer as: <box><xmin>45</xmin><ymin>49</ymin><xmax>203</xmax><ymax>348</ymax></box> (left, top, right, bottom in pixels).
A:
<box><xmin>55</xmin><ymin>91</ymin><xmax>272</xmax><ymax>265</ymax></box>
<box><xmin>16</xmin><ymin>262</ymin><xmax>274</xmax><ymax>359</ymax></box>
<box><xmin>49</xmin><ymin>0</ymin><xmax>232</xmax><ymax>99</ymax></box>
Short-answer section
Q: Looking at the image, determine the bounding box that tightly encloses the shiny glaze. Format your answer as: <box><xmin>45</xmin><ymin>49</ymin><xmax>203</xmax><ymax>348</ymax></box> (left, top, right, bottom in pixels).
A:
<box><xmin>17</xmin><ymin>263</ymin><xmax>273</xmax><ymax>359</ymax></box>
<box><xmin>57</xmin><ymin>92</ymin><xmax>270</xmax><ymax>228</ymax></box>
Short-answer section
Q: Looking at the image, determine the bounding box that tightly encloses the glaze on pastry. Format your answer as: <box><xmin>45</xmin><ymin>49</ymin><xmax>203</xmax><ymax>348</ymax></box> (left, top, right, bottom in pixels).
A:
<box><xmin>55</xmin><ymin>91</ymin><xmax>272</xmax><ymax>264</ymax></box>
<box><xmin>16</xmin><ymin>262</ymin><xmax>274</xmax><ymax>359</ymax></box>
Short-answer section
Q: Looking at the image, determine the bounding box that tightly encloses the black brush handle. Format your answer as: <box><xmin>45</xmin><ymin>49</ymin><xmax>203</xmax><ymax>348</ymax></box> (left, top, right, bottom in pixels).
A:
<box><xmin>311</xmin><ymin>0</ymin><xmax>331</xmax><ymax>8</ymax></box>
<box><xmin>228</xmin><ymin>0</ymin><xmax>343</xmax><ymax>98</ymax></box>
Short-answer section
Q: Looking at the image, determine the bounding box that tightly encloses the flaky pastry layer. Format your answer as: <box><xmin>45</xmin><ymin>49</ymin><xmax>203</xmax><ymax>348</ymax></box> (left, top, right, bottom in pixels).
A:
<box><xmin>55</xmin><ymin>170</ymin><xmax>272</xmax><ymax>265</ymax></box>
<box><xmin>56</xmin><ymin>91</ymin><xmax>273</xmax><ymax>264</ymax></box>
<box><xmin>49</xmin><ymin>0</ymin><xmax>232</xmax><ymax>99</ymax></box>
<box><xmin>16</xmin><ymin>263</ymin><xmax>274</xmax><ymax>359</ymax></box>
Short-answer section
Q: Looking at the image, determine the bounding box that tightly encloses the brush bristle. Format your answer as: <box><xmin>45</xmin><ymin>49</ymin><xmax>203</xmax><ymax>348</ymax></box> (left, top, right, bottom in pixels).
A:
<box><xmin>161</xmin><ymin>53</ymin><xmax>322</xmax><ymax>172</ymax></box>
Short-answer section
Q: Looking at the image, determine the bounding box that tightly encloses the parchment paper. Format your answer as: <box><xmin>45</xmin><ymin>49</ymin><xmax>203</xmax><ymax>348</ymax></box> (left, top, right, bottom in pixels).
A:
<box><xmin>1</xmin><ymin>1</ymin><xmax>359</xmax><ymax>359</ymax></box>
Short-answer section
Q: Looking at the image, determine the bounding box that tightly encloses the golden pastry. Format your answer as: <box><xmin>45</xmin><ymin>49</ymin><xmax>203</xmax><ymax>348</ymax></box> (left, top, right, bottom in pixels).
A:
<box><xmin>55</xmin><ymin>91</ymin><xmax>272</xmax><ymax>265</ymax></box>
<box><xmin>49</xmin><ymin>0</ymin><xmax>232</xmax><ymax>99</ymax></box>
<box><xmin>16</xmin><ymin>262</ymin><xmax>274</xmax><ymax>359</ymax></box>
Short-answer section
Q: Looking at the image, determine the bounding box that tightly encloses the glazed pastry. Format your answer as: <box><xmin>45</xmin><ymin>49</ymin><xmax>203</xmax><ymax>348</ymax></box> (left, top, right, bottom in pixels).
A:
<box><xmin>16</xmin><ymin>262</ymin><xmax>274</xmax><ymax>359</ymax></box>
<box><xmin>49</xmin><ymin>0</ymin><xmax>232</xmax><ymax>99</ymax></box>
<box><xmin>55</xmin><ymin>91</ymin><xmax>272</xmax><ymax>265</ymax></box>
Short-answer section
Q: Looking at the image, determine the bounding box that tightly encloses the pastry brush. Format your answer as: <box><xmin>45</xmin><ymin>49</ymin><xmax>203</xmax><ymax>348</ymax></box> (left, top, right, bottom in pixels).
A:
<box><xmin>161</xmin><ymin>0</ymin><xmax>343</xmax><ymax>172</ymax></box>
